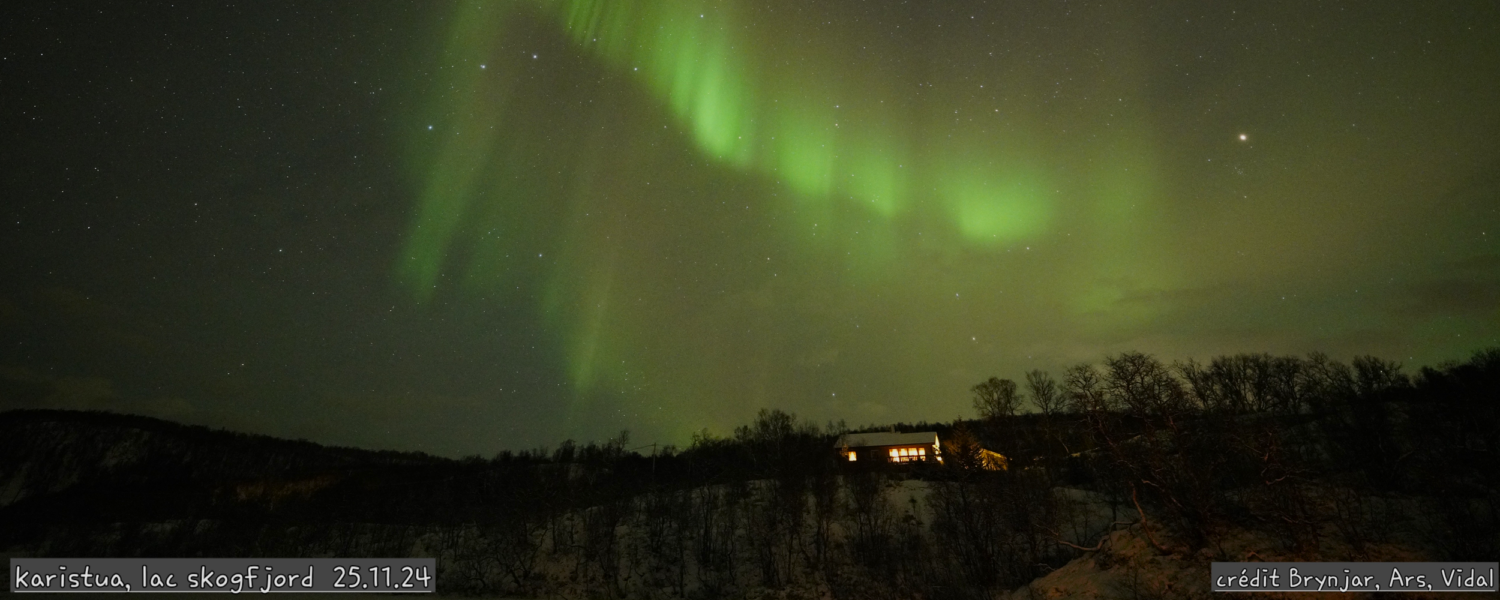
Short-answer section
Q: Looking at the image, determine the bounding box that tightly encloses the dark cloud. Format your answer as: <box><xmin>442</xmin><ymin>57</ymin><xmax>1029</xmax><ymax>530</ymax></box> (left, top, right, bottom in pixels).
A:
<box><xmin>1396</xmin><ymin>272</ymin><xmax>1500</xmax><ymax>319</ymax></box>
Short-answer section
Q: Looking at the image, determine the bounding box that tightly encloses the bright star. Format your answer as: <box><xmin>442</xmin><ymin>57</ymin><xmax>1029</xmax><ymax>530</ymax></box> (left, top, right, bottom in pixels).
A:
<box><xmin>1238</xmin><ymin>133</ymin><xmax>1248</xmax><ymax>141</ymax></box>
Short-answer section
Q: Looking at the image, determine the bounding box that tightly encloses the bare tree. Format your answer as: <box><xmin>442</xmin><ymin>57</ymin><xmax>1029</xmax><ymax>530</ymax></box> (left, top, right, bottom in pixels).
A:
<box><xmin>1025</xmin><ymin>370</ymin><xmax>1063</xmax><ymax>417</ymax></box>
<box><xmin>972</xmin><ymin>377</ymin><xmax>1022</xmax><ymax>420</ymax></box>
<box><xmin>1181</xmin><ymin>354</ymin><xmax>1309</xmax><ymax>415</ymax></box>
<box><xmin>1064</xmin><ymin>363</ymin><xmax>1108</xmax><ymax>414</ymax></box>
<box><xmin>1103</xmin><ymin>352</ymin><xmax>1186</xmax><ymax>417</ymax></box>
<box><xmin>1025</xmin><ymin>369</ymin><xmax>1068</xmax><ymax>456</ymax></box>
<box><xmin>1352</xmin><ymin>355</ymin><xmax>1408</xmax><ymax>397</ymax></box>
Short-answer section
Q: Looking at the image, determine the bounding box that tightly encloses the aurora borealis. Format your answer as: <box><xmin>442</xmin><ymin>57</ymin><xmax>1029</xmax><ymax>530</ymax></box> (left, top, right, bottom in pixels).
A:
<box><xmin>3</xmin><ymin>1</ymin><xmax>1498</xmax><ymax>456</ymax></box>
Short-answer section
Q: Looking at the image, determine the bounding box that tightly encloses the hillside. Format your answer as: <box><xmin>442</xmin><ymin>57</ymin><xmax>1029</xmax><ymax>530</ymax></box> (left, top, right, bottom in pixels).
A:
<box><xmin>3</xmin><ymin>347</ymin><xmax>1498</xmax><ymax>599</ymax></box>
<box><xmin>0</xmin><ymin>409</ymin><xmax>447</xmax><ymax>509</ymax></box>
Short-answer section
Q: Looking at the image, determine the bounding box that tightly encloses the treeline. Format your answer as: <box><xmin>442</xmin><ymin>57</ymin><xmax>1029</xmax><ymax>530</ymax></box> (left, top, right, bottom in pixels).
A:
<box><xmin>965</xmin><ymin>348</ymin><xmax>1500</xmax><ymax>563</ymax></box>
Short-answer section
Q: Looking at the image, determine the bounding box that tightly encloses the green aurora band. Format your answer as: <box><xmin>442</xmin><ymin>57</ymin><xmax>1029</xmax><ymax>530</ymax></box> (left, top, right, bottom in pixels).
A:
<box><xmin>393</xmin><ymin>0</ymin><xmax>1498</xmax><ymax>437</ymax></box>
<box><xmin>398</xmin><ymin>0</ymin><xmax>1180</xmax><ymax>431</ymax></box>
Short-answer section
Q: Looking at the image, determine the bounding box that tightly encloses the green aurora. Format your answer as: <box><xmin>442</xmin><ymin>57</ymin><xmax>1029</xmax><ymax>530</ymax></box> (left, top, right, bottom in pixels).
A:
<box><xmin>395</xmin><ymin>0</ymin><xmax>1499</xmax><ymax>439</ymax></box>
<box><xmin>1</xmin><ymin>0</ymin><xmax>1497</xmax><ymax>455</ymax></box>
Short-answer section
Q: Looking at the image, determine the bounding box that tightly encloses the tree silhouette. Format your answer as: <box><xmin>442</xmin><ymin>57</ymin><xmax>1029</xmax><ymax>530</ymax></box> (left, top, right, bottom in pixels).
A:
<box><xmin>1025</xmin><ymin>369</ymin><xmax>1064</xmax><ymax>417</ymax></box>
<box><xmin>971</xmin><ymin>377</ymin><xmax>1022</xmax><ymax>420</ymax></box>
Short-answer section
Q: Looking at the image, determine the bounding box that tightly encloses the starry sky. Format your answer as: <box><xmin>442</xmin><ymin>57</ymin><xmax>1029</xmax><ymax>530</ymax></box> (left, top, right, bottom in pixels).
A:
<box><xmin>3</xmin><ymin>0</ymin><xmax>1497</xmax><ymax>457</ymax></box>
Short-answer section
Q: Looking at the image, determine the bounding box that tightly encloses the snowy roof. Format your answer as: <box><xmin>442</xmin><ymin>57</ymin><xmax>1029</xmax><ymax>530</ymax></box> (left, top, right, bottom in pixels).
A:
<box><xmin>834</xmin><ymin>431</ymin><xmax>940</xmax><ymax>449</ymax></box>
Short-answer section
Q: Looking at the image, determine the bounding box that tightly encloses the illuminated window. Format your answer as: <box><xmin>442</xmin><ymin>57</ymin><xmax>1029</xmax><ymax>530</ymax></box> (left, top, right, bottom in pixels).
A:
<box><xmin>847</xmin><ymin>451</ymin><xmax>857</xmax><ymax>462</ymax></box>
<box><xmin>884</xmin><ymin>447</ymin><xmax>930</xmax><ymax>463</ymax></box>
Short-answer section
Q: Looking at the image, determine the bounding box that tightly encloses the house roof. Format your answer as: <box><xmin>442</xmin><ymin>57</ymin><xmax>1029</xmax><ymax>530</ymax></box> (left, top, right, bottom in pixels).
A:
<box><xmin>834</xmin><ymin>431</ymin><xmax>940</xmax><ymax>449</ymax></box>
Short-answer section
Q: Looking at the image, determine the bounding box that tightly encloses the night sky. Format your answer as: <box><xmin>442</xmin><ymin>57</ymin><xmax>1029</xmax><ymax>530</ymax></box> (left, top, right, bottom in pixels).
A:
<box><xmin>3</xmin><ymin>1</ymin><xmax>1497</xmax><ymax>457</ymax></box>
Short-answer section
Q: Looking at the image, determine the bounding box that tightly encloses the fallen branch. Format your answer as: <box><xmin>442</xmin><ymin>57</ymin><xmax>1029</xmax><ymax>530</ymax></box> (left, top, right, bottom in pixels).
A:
<box><xmin>1130</xmin><ymin>482</ymin><xmax>1172</xmax><ymax>554</ymax></box>
<box><xmin>1054</xmin><ymin>535</ymin><xmax>1108</xmax><ymax>552</ymax></box>
<box><xmin>1048</xmin><ymin>521</ymin><xmax>1133</xmax><ymax>552</ymax></box>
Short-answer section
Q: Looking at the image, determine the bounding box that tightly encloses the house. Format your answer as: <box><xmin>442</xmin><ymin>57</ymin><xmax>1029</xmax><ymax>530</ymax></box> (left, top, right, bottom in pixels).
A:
<box><xmin>834</xmin><ymin>431</ymin><xmax>943</xmax><ymax>464</ymax></box>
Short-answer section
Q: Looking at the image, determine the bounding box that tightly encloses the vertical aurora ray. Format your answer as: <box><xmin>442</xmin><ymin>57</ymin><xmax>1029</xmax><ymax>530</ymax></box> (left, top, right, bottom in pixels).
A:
<box><xmin>397</xmin><ymin>2</ymin><xmax>511</xmax><ymax>300</ymax></box>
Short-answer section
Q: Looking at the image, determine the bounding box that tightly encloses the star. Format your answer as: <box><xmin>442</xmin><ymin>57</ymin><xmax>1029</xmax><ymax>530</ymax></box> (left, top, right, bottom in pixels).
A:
<box><xmin>1238</xmin><ymin>133</ymin><xmax>1248</xmax><ymax>141</ymax></box>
